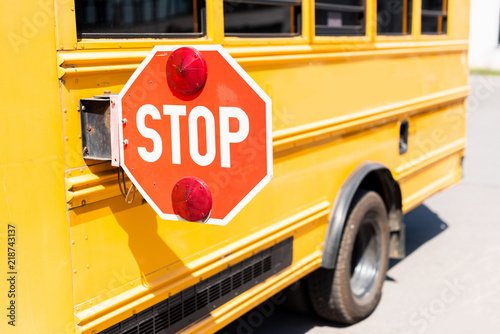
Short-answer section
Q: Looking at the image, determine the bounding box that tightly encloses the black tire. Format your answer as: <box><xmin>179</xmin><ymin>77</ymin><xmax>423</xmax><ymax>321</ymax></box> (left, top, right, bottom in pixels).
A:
<box><xmin>308</xmin><ymin>190</ymin><xmax>389</xmax><ymax>324</ymax></box>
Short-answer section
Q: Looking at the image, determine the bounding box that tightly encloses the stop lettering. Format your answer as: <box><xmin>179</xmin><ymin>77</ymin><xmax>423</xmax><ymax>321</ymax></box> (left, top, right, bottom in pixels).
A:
<box><xmin>136</xmin><ymin>104</ymin><xmax>249</xmax><ymax>168</ymax></box>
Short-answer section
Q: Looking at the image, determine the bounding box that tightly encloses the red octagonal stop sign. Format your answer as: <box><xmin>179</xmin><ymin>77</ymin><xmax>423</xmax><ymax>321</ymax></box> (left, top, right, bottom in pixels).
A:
<box><xmin>116</xmin><ymin>45</ymin><xmax>272</xmax><ymax>225</ymax></box>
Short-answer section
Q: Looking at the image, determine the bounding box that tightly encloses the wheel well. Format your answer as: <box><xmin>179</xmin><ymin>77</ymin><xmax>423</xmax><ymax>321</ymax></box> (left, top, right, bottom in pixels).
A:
<box><xmin>321</xmin><ymin>163</ymin><xmax>405</xmax><ymax>269</ymax></box>
<box><xmin>358</xmin><ymin>170</ymin><xmax>404</xmax><ymax>249</ymax></box>
<box><xmin>358</xmin><ymin>169</ymin><xmax>402</xmax><ymax>215</ymax></box>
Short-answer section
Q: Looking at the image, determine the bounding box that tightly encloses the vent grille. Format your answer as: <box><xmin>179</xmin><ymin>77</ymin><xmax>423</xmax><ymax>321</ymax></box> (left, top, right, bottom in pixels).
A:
<box><xmin>100</xmin><ymin>238</ymin><xmax>293</xmax><ymax>334</ymax></box>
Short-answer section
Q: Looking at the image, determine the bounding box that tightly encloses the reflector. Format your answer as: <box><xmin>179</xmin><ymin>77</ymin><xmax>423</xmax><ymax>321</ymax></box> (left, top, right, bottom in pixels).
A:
<box><xmin>166</xmin><ymin>47</ymin><xmax>208</xmax><ymax>95</ymax></box>
<box><xmin>171</xmin><ymin>177</ymin><xmax>212</xmax><ymax>222</ymax></box>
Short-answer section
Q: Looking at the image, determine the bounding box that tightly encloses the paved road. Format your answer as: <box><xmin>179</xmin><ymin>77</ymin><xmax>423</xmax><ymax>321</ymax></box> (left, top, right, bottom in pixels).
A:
<box><xmin>219</xmin><ymin>75</ymin><xmax>500</xmax><ymax>334</ymax></box>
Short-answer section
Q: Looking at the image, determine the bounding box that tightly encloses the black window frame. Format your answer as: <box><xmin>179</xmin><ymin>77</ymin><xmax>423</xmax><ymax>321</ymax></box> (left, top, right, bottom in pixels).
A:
<box><xmin>421</xmin><ymin>0</ymin><xmax>448</xmax><ymax>35</ymax></box>
<box><xmin>315</xmin><ymin>0</ymin><xmax>366</xmax><ymax>37</ymax></box>
<box><xmin>75</xmin><ymin>0</ymin><xmax>207</xmax><ymax>39</ymax></box>
<box><xmin>376</xmin><ymin>0</ymin><xmax>413</xmax><ymax>36</ymax></box>
<box><xmin>223</xmin><ymin>0</ymin><xmax>303</xmax><ymax>38</ymax></box>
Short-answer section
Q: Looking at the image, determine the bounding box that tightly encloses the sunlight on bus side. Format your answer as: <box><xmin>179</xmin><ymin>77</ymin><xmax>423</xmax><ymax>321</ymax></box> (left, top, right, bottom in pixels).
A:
<box><xmin>0</xmin><ymin>0</ymin><xmax>468</xmax><ymax>333</ymax></box>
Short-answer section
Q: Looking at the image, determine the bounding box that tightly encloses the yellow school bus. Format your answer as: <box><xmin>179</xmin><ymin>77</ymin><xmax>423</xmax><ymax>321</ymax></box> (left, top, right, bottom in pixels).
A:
<box><xmin>1</xmin><ymin>0</ymin><xmax>468</xmax><ymax>333</ymax></box>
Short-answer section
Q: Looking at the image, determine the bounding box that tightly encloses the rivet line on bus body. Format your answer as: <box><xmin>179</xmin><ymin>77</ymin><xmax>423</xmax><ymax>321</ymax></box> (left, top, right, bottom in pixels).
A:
<box><xmin>123</xmin><ymin>140</ymin><xmax>129</xmax><ymax>145</ymax></box>
<box><xmin>63</xmin><ymin>108</ymin><xmax>67</xmax><ymax>113</ymax></box>
<box><xmin>70</xmin><ymin>6</ymin><xmax>74</xmax><ymax>11</ymax></box>
<box><xmin>86</xmin><ymin>264</ymin><xmax>89</xmax><ymax>269</ymax></box>
<box><xmin>73</xmin><ymin>270</ymin><xmax>77</xmax><ymax>274</ymax></box>
<box><xmin>71</xmin><ymin>240</ymin><xmax>75</xmax><ymax>245</ymax></box>
<box><xmin>76</xmin><ymin>106</ymin><xmax>80</xmax><ymax>111</ymax></box>
<box><xmin>81</xmin><ymin>105</ymin><xmax>86</xmax><ymax>111</ymax></box>
<box><xmin>65</xmin><ymin>136</ymin><xmax>69</xmax><ymax>141</ymax></box>
<box><xmin>122</xmin><ymin>118</ymin><xmax>127</xmax><ymax>124</ymax></box>
<box><xmin>85</xmin><ymin>236</ymin><xmax>88</xmax><ymax>240</ymax></box>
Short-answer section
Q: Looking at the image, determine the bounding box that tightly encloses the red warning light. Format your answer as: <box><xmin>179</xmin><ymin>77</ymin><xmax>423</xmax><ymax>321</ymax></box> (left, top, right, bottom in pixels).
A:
<box><xmin>171</xmin><ymin>177</ymin><xmax>212</xmax><ymax>222</ymax></box>
<box><xmin>166</xmin><ymin>47</ymin><xmax>208</xmax><ymax>95</ymax></box>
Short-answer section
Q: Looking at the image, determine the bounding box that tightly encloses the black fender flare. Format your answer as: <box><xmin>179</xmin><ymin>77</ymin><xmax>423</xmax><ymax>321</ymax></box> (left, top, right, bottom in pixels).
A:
<box><xmin>321</xmin><ymin>162</ymin><xmax>402</xmax><ymax>269</ymax></box>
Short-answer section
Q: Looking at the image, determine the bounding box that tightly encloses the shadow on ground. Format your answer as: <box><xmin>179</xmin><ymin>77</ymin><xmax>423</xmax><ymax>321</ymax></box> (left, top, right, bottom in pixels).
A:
<box><xmin>217</xmin><ymin>204</ymin><xmax>448</xmax><ymax>334</ymax></box>
<box><xmin>389</xmin><ymin>204</ymin><xmax>448</xmax><ymax>269</ymax></box>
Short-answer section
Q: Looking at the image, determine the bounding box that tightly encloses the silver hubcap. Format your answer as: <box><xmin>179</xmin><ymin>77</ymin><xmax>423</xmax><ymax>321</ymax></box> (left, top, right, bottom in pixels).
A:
<box><xmin>350</xmin><ymin>218</ymin><xmax>381</xmax><ymax>298</ymax></box>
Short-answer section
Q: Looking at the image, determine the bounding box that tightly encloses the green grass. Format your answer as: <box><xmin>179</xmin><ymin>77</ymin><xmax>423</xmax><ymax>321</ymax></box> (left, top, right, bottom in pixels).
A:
<box><xmin>470</xmin><ymin>68</ymin><xmax>500</xmax><ymax>76</ymax></box>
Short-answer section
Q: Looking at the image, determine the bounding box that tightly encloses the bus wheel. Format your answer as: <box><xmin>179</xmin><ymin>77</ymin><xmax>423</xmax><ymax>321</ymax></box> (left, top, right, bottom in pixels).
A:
<box><xmin>309</xmin><ymin>190</ymin><xmax>389</xmax><ymax>324</ymax></box>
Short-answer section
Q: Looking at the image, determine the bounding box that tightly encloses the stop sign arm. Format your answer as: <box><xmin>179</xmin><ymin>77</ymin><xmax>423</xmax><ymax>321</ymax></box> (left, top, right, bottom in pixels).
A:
<box><xmin>110</xmin><ymin>94</ymin><xmax>121</xmax><ymax>167</ymax></box>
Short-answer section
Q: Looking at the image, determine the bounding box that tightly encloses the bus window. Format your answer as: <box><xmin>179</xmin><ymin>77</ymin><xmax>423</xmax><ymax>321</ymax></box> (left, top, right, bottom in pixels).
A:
<box><xmin>75</xmin><ymin>0</ymin><xmax>206</xmax><ymax>38</ymax></box>
<box><xmin>315</xmin><ymin>0</ymin><xmax>365</xmax><ymax>36</ymax></box>
<box><xmin>223</xmin><ymin>0</ymin><xmax>302</xmax><ymax>37</ymax></box>
<box><xmin>421</xmin><ymin>0</ymin><xmax>447</xmax><ymax>34</ymax></box>
<box><xmin>377</xmin><ymin>0</ymin><xmax>412</xmax><ymax>35</ymax></box>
